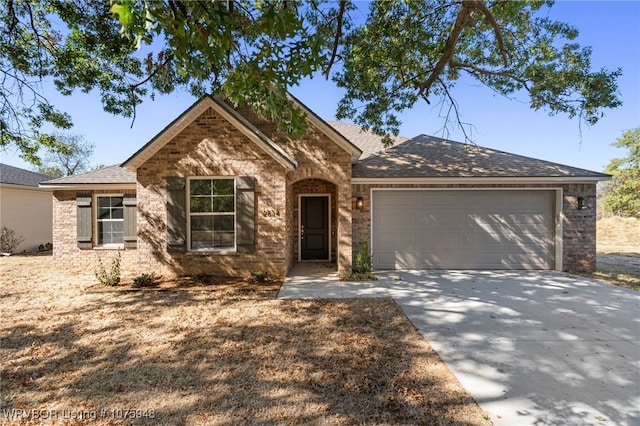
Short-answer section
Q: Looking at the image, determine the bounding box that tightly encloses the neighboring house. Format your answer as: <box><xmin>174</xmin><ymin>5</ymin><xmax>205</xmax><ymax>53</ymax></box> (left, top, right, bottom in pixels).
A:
<box><xmin>0</xmin><ymin>164</ymin><xmax>54</xmax><ymax>253</ymax></box>
<box><xmin>40</xmin><ymin>95</ymin><xmax>609</xmax><ymax>277</ymax></box>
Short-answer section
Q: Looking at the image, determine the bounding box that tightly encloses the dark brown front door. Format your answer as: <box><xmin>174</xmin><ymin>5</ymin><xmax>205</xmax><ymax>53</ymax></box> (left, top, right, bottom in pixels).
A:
<box><xmin>301</xmin><ymin>196</ymin><xmax>329</xmax><ymax>260</ymax></box>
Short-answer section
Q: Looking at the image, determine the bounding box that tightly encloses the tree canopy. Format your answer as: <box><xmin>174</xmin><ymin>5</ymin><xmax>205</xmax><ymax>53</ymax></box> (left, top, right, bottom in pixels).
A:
<box><xmin>37</xmin><ymin>132</ymin><xmax>95</xmax><ymax>176</ymax></box>
<box><xmin>603</xmin><ymin>128</ymin><xmax>640</xmax><ymax>218</ymax></box>
<box><xmin>1</xmin><ymin>0</ymin><xmax>622</xmax><ymax>163</ymax></box>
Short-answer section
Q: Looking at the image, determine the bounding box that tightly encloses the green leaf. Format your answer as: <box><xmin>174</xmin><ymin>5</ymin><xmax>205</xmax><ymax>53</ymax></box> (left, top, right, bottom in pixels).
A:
<box><xmin>110</xmin><ymin>4</ymin><xmax>133</xmax><ymax>26</ymax></box>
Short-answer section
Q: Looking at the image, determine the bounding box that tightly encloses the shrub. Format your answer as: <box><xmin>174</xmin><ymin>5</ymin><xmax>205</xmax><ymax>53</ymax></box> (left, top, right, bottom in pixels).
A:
<box><xmin>354</xmin><ymin>239</ymin><xmax>372</xmax><ymax>274</ymax></box>
<box><xmin>341</xmin><ymin>239</ymin><xmax>376</xmax><ymax>281</ymax></box>
<box><xmin>0</xmin><ymin>227</ymin><xmax>24</xmax><ymax>254</ymax></box>
<box><xmin>248</xmin><ymin>270</ymin><xmax>272</xmax><ymax>284</ymax></box>
<box><xmin>132</xmin><ymin>273</ymin><xmax>157</xmax><ymax>288</ymax></box>
<box><xmin>95</xmin><ymin>251</ymin><xmax>122</xmax><ymax>286</ymax></box>
<box><xmin>192</xmin><ymin>272</ymin><xmax>215</xmax><ymax>285</ymax></box>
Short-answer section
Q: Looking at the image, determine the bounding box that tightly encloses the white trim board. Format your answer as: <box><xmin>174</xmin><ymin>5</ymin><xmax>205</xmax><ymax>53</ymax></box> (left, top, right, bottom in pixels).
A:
<box><xmin>352</xmin><ymin>176</ymin><xmax>608</xmax><ymax>184</ymax></box>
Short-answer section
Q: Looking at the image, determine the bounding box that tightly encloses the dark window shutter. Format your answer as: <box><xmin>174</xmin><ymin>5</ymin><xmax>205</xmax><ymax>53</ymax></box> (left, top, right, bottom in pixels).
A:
<box><xmin>236</xmin><ymin>176</ymin><xmax>255</xmax><ymax>253</ymax></box>
<box><xmin>76</xmin><ymin>196</ymin><xmax>92</xmax><ymax>249</ymax></box>
<box><xmin>123</xmin><ymin>195</ymin><xmax>137</xmax><ymax>249</ymax></box>
<box><xmin>166</xmin><ymin>177</ymin><xmax>186</xmax><ymax>252</ymax></box>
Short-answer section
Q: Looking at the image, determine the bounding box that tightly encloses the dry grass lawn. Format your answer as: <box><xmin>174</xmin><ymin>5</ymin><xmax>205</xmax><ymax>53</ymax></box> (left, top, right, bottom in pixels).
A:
<box><xmin>1</xmin><ymin>254</ymin><xmax>490</xmax><ymax>425</ymax></box>
<box><xmin>597</xmin><ymin>216</ymin><xmax>640</xmax><ymax>254</ymax></box>
<box><xmin>595</xmin><ymin>216</ymin><xmax>640</xmax><ymax>290</ymax></box>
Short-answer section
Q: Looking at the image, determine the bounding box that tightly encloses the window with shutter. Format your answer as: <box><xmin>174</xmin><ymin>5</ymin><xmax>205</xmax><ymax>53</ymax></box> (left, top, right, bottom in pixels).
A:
<box><xmin>188</xmin><ymin>178</ymin><xmax>236</xmax><ymax>251</ymax></box>
<box><xmin>76</xmin><ymin>194</ymin><xmax>137</xmax><ymax>250</ymax></box>
<box><xmin>76</xmin><ymin>196</ymin><xmax>92</xmax><ymax>249</ymax></box>
<box><xmin>96</xmin><ymin>195</ymin><xmax>124</xmax><ymax>246</ymax></box>
<box><xmin>123</xmin><ymin>195</ymin><xmax>137</xmax><ymax>248</ymax></box>
<box><xmin>166</xmin><ymin>177</ymin><xmax>186</xmax><ymax>251</ymax></box>
<box><xmin>236</xmin><ymin>176</ymin><xmax>255</xmax><ymax>253</ymax></box>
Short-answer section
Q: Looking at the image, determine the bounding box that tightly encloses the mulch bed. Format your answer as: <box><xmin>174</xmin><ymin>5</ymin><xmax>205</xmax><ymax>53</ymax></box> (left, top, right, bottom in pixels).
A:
<box><xmin>85</xmin><ymin>276</ymin><xmax>283</xmax><ymax>294</ymax></box>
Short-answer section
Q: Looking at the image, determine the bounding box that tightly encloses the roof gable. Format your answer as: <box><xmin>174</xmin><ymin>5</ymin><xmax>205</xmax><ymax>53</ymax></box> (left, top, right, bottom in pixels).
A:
<box><xmin>0</xmin><ymin>163</ymin><xmax>55</xmax><ymax>187</ymax></box>
<box><xmin>287</xmin><ymin>94</ymin><xmax>362</xmax><ymax>162</ymax></box>
<box><xmin>352</xmin><ymin>134</ymin><xmax>610</xmax><ymax>181</ymax></box>
<box><xmin>122</xmin><ymin>95</ymin><xmax>298</xmax><ymax>171</ymax></box>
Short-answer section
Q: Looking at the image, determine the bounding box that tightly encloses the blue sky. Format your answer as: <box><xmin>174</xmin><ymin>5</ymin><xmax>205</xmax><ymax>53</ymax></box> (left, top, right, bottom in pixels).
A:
<box><xmin>1</xmin><ymin>0</ymin><xmax>638</xmax><ymax>173</ymax></box>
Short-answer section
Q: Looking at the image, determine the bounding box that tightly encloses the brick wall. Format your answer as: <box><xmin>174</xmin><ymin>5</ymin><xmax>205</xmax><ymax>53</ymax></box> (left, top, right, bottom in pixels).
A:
<box><xmin>352</xmin><ymin>182</ymin><xmax>598</xmax><ymax>273</ymax></box>
<box><xmin>51</xmin><ymin>103</ymin><xmax>356</xmax><ymax>279</ymax></box>
<box><xmin>136</xmin><ymin>107</ymin><xmax>289</xmax><ymax>278</ymax></box>
<box><xmin>561</xmin><ymin>183</ymin><xmax>597</xmax><ymax>272</ymax></box>
<box><xmin>235</xmin><ymin>106</ymin><xmax>354</xmax><ymax>275</ymax></box>
<box><xmin>52</xmin><ymin>190</ymin><xmax>138</xmax><ymax>277</ymax></box>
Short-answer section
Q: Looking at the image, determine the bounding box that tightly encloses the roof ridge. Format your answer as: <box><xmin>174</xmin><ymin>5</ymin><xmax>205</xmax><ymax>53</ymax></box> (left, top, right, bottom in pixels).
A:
<box><xmin>353</xmin><ymin>134</ymin><xmax>610</xmax><ymax>179</ymax></box>
<box><xmin>413</xmin><ymin>134</ymin><xmax>609</xmax><ymax>175</ymax></box>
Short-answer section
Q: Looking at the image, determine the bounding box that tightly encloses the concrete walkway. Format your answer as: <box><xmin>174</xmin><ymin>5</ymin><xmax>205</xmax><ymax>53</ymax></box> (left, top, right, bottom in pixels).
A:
<box><xmin>279</xmin><ymin>267</ymin><xmax>640</xmax><ymax>426</ymax></box>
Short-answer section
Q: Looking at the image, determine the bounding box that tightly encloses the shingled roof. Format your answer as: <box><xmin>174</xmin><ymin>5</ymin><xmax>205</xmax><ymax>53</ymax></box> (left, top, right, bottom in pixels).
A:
<box><xmin>352</xmin><ymin>134</ymin><xmax>610</xmax><ymax>179</ymax></box>
<box><xmin>0</xmin><ymin>163</ymin><xmax>55</xmax><ymax>187</ymax></box>
<box><xmin>37</xmin><ymin>126</ymin><xmax>609</xmax><ymax>187</ymax></box>
<box><xmin>328</xmin><ymin>121</ymin><xmax>408</xmax><ymax>159</ymax></box>
<box><xmin>40</xmin><ymin>165</ymin><xmax>135</xmax><ymax>186</ymax></box>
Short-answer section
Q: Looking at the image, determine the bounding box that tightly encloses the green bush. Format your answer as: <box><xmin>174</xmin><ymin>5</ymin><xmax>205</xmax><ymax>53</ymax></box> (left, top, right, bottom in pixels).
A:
<box><xmin>0</xmin><ymin>227</ymin><xmax>24</xmax><ymax>254</ymax></box>
<box><xmin>341</xmin><ymin>239</ymin><xmax>376</xmax><ymax>281</ymax></box>
<box><xmin>248</xmin><ymin>270</ymin><xmax>272</xmax><ymax>284</ymax></box>
<box><xmin>354</xmin><ymin>239</ymin><xmax>372</xmax><ymax>274</ymax></box>
<box><xmin>95</xmin><ymin>251</ymin><xmax>122</xmax><ymax>286</ymax></box>
<box><xmin>192</xmin><ymin>272</ymin><xmax>215</xmax><ymax>285</ymax></box>
<box><xmin>132</xmin><ymin>273</ymin><xmax>157</xmax><ymax>288</ymax></box>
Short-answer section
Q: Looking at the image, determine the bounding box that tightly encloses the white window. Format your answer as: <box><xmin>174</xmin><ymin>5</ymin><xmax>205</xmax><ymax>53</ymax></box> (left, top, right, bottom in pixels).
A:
<box><xmin>188</xmin><ymin>178</ymin><xmax>235</xmax><ymax>251</ymax></box>
<box><xmin>97</xmin><ymin>195</ymin><xmax>124</xmax><ymax>246</ymax></box>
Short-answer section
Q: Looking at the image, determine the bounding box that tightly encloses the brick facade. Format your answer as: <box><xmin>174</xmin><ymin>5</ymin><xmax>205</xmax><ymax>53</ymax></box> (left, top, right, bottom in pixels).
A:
<box><xmin>135</xmin><ymin>107</ymin><xmax>290</xmax><ymax>278</ymax></box>
<box><xmin>352</xmin><ymin>182</ymin><xmax>597</xmax><ymax>273</ymax></box>
<box><xmin>49</xmin><ymin>98</ymin><xmax>599</xmax><ymax>278</ymax></box>
<box><xmin>235</xmin><ymin>106</ymin><xmax>353</xmax><ymax>275</ymax></box>
<box><xmin>132</xmin><ymin>105</ymin><xmax>354</xmax><ymax>278</ymax></box>
<box><xmin>561</xmin><ymin>183</ymin><xmax>597</xmax><ymax>272</ymax></box>
<box><xmin>52</xmin><ymin>189</ymin><xmax>138</xmax><ymax>276</ymax></box>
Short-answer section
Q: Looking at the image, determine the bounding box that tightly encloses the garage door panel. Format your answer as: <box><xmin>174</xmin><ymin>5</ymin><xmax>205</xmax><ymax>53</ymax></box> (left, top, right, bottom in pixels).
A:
<box><xmin>417</xmin><ymin>232</ymin><xmax>459</xmax><ymax>248</ymax></box>
<box><xmin>379</xmin><ymin>252</ymin><xmax>458</xmax><ymax>269</ymax></box>
<box><xmin>419</xmin><ymin>192</ymin><xmax>460</xmax><ymax>206</ymax></box>
<box><xmin>376</xmin><ymin>232</ymin><xmax>416</xmax><ymax>245</ymax></box>
<box><xmin>502</xmin><ymin>254</ymin><xmax>552</xmax><ymax>269</ymax></box>
<box><xmin>502</xmin><ymin>212</ymin><xmax>553</xmax><ymax>226</ymax></box>
<box><xmin>460</xmin><ymin>228</ymin><xmax>553</xmax><ymax>244</ymax></box>
<box><xmin>375</xmin><ymin>251</ymin><xmax>454</xmax><ymax>269</ymax></box>
<box><xmin>372</xmin><ymin>190</ymin><xmax>556</xmax><ymax>270</ymax></box>
<box><xmin>376</xmin><ymin>192</ymin><xmax>419</xmax><ymax>207</ymax></box>
<box><xmin>419</xmin><ymin>214</ymin><xmax>461</xmax><ymax>227</ymax></box>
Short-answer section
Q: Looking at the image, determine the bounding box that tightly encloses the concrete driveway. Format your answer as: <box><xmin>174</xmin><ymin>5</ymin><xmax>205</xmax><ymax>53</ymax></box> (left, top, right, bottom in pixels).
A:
<box><xmin>278</xmin><ymin>269</ymin><xmax>640</xmax><ymax>425</ymax></box>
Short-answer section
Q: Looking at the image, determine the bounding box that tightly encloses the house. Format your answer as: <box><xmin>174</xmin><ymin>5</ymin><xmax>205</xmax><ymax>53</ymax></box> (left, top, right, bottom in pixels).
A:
<box><xmin>40</xmin><ymin>95</ymin><xmax>609</xmax><ymax>277</ymax></box>
<box><xmin>0</xmin><ymin>164</ymin><xmax>54</xmax><ymax>253</ymax></box>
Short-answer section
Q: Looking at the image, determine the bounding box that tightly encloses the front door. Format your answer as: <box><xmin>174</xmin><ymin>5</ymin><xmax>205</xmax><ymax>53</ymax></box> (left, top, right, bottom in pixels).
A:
<box><xmin>300</xmin><ymin>196</ymin><xmax>329</xmax><ymax>260</ymax></box>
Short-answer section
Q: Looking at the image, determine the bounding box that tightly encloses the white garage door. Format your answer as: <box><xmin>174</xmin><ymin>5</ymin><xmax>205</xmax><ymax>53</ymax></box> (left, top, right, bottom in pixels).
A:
<box><xmin>372</xmin><ymin>190</ymin><xmax>556</xmax><ymax>270</ymax></box>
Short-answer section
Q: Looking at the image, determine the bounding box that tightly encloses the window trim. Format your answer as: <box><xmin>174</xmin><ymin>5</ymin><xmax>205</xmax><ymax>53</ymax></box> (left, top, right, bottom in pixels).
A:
<box><xmin>187</xmin><ymin>177</ymin><xmax>237</xmax><ymax>252</ymax></box>
<box><xmin>94</xmin><ymin>193</ymin><xmax>125</xmax><ymax>248</ymax></box>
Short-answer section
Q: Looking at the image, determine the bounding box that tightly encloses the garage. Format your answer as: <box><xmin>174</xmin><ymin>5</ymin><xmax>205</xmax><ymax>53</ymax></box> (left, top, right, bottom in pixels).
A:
<box><xmin>371</xmin><ymin>189</ymin><xmax>558</xmax><ymax>270</ymax></box>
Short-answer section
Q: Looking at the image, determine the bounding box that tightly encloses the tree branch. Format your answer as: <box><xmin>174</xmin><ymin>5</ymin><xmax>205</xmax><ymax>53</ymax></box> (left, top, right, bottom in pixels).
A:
<box><xmin>473</xmin><ymin>1</ymin><xmax>509</xmax><ymax>66</ymax></box>
<box><xmin>128</xmin><ymin>52</ymin><xmax>174</xmax><ymax>90</ymax></box>
<box><xmin>450</xmin><ymin>61</ymin><xmax>529</xmax><ymax>89</ymax></box>
<box><xmin>417</xmin><ymin>0</ymin><xmax>512</xmax><ymax>100</ymax></box>
<box><xmin>416</xmin><ymin>0</ymin><xmax>475</xmax><ymax>99</ymax></box>
<box><xmin>437</xmin><ymin>78</ymin><xmax>473</xmax><ymax>143</ymax></box>
<box><xmin>323</xmin><ymin>0</ymin><xmax>347</xmax><ymax>79</ymax></box>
